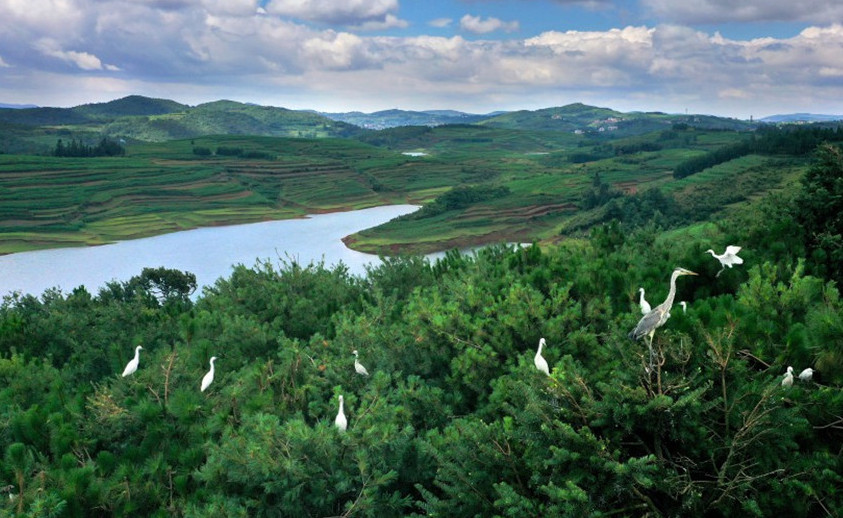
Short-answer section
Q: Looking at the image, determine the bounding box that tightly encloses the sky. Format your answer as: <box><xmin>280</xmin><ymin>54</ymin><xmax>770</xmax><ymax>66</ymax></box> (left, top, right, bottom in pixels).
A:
<box><xmin>2</xmin><ymin>0</ymin><xmax>843</xmax><ymax>118</ymax></box>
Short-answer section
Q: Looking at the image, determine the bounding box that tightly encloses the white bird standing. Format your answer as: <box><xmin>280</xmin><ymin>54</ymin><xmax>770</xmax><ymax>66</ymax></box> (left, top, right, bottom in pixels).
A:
<box><xmin>534</xmin><ymin>338</ymin><xmax>550</xmax><ymax>376</ymax></box>
<box><xmin>706</xmin><ymin>245</ymin><xmax>744</xmax><ymax>277</ymax></box>
<box><xmin>335</xmin><ymin>395</ymin><xmax>347</xmax><ymax>431</ymax></box>
<box><xmin>679</xmin><ymin>301</ymin><xmax>687</xmax><ymax>314</ymax></box>
<box><xmin>798</xmin><ymin>367</ymin><xmax>813</xmax><ymax>382</ymax></box>
<box><xmin>353</xmin><ymin>350</ymin><xmax>369</xmax><ymax>376</ymax></box>
<box><xmin>121</xmin><ymin>345</ymin><xmax>143</xmax><ymax>377</ymax></box>
<box><xmin>638</xmin><ymin>288</ymin><xmax>651</xmax><ymax>315</ymax></box>
<box><xmin>782</xmin><ymin>366</ymin><xmax>794</xmax><ymax>387</ymax></box>
<box><xmin>201</xmin><ymin>356</ymin><xmax>217</xmax><ymax>392</ymax></box>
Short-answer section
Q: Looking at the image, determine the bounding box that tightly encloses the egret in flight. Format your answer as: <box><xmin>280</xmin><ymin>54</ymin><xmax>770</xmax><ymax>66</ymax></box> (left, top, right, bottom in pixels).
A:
<box><xmin>781</xmin><ymin>366</ymin><xmax>794</xmax><ymax>387</ymax></box>
<box><xmin>335</xmin><ymin>395</ymin><xmax>347</xmax><ymax>431</ymax></box>
<box><xmin>629</xmin><ymin>268</ymin><xmax>698</xmax><ymax>366</ymax></box>
<box><xmin>534</xmin><ymin>338</ymin><xmax>550</xmax><ymax>376</ymax></box>
<box><xmin>201</xmin><ymin>356</ymin><xmax>217</xmax><ymax>392</ymax></box>
<box><xmin>706</xmin><ymin>246</ymin><xmax>743</xmax><ymax>277</ymax></box>
<box><xmin>121</xmin><ymin>345</ymin><xmax>143</xmax><ymax>377</ymax></box>
<box><xmin>353</xmin><ymin>350</ymin><xmax>369</xmax><ymax>376</ymax></box>
<box><xmin>798</xmin><ymin>367</ymin><xmax>813</xmax><ymax>382</ymax></box>
<box><xmin>638</xmin><ymin>288</ymin><xmax>651</xmax><ymax>315</ymax></box>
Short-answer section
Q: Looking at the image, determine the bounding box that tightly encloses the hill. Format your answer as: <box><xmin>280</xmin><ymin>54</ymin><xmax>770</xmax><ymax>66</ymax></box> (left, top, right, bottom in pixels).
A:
<box><xmin>0</xmin><ymin>96</ymin><xmax>364</xmax><ymax>147</ymax></box>
<box><xmin>480</xmin><ymin>103</ymin><xmax>753</xmax><ymax>135</ymax></box>
<box><xmin>759</xmin><ymin>113</ymin><xmax>843</xmax><ymax>123</ymax></box>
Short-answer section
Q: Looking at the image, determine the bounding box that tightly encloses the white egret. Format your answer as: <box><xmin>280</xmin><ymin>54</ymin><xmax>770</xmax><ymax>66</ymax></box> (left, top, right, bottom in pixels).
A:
<box><xmin>782</xmin><ymin>366</ymin><xmax>794</xmax><ymax>387</ymax></box>
<box><xmin>335</xmin><ymin>395</ymin><xmax>347</xmax><ymax>431</ymax></box>
<box><xmin>638</xmin><ymin>288</ymin><xmax>651</xmax><ymax>315</ymax></box>
<box><xmin>679</xmin><ymin>301</ymin><xmax>687</xmax><ymax>314</ymax></box>
<box><xmin>201</xmin><ymin>356</ymin><xmax>217</xmax><ymax>392</ymax></box>
<box><xmin>798</xmin><ymin>367</ymin><xmax>813</xmax><ymax>382</ymax></box>
<box><xmin>353</xmin><ymin>350</ymin><xmax>369</xmax><ymax>376</ymax></box>
<box><xmin>706</xmin><ymin>245</ymin><xmax>744</xmax><ymax>277</ymax></box>
<box><xmin>629</xmin><ymin>268</ymin><xmax>698</xmax><ymax>367</ymax></box>
<box><xmin>121</xmin><ymin>345</ymin><xmax>143</xmax><ymax>377</ymax></box>
<box><xmin>534</xmin><ymin>338</ymin><xmax>550</xmax><ymax>376</ymax></box>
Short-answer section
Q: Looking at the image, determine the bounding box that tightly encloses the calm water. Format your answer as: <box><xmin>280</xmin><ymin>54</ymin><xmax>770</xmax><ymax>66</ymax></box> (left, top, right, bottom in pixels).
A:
<box><xmin>0</xmin><ymin>205</ymin><xmax>419</xmax><ymax>298</ymax></box>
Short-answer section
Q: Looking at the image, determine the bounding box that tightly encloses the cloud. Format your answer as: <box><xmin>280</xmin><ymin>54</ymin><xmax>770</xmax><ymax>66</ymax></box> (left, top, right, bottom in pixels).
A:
<box><xmin>34</xmin><ymin>39</ymin><xmax>119</xmax><ymax>71</ymax></box>
<box><xmin>264</xmin><ymin>0</ymin><xmax>406</xmax><ymax>27</ymax></box>
<box><xmin>2</xmin><ymin>0</ymin><xmax>843</xmax><ymax>117</ymax></box>
<box><xmin>460</xmin><ymin>14</ymin><xmax>520</xmax><ymax>34</ymax></box>
<box><xmin>642</xmin><ymin>0</ymin><xmax>843</xmax><ymax>25</ymax></box>
<box><xmin>0</xmin><ymin>55</ymin><xmax>9</xmax><ymax>67</ymax></box>
<box><xmin>429</xmin><ymin>17</ymin><xmax>453</xmax><ymax>28</ymax></box>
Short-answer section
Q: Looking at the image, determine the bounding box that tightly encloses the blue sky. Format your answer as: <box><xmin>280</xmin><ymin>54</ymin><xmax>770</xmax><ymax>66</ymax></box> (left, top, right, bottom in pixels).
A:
<box><xmin>1</xmin><ymin>0</ymin><xmax>843</xmax><ymax>118</ymax></box>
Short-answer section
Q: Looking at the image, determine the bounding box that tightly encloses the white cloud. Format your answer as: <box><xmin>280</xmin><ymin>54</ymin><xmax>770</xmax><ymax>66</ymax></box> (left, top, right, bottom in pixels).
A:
<box><xmin>429</xmin><ymin>17</ymin><xmax>452</xmax><ymax>28</ymax></box>
<box><xmin>2</xmin><ymin>0</ymin><xmax>843</xmax><ymax>117</ymax></box>
<box><xmin>265</xmin><ymin>0</ymin><xmax>405</xmax><ymax>26</ymax></box>
<box><xmin>460</xmin><ymin>14</ymin><xmax>520</xmax><ymax>34</ymax></box>
<box><xmin>642</xmin><ymin>0</ymin><xmax>843</xmax><ymax>25</ymax></box>
<box><xmin>34</xmin><ymin>39</ymin><xmax>119</xmax><ymax>71</ymax></box>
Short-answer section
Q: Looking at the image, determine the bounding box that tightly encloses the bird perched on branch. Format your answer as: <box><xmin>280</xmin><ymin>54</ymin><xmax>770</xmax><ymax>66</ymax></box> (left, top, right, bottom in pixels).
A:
<box><xmin>534</xmin><ymin>338</ymin><xmax>550</xmax><ymax>376</ymax></box>
<box><xmin>335</xmin><ymin>395</ymin><xmax>347</xmax><ymax>431</ymax></box>
<box><xmin>121</xmin><ymin>345</ymin><xmax>143</xmax><ymax>377</ymax></box>
<box><xmin>706</xmin><ymin>245</ymin><xmax>743</xmax><ymax>277</ymax></box>
<box><xmin>353</xmin><ymin>350</ymin><xmax>369</xmax><ymax>376</ymax></box>
<box><xmin>201</xmin><ymin>356</ymin><xmax>216</xmax><ymax>392</ymax></box>
<box><xmin>638</xmin><ymin>288</ymin><xmax>651</xmax><ymax>315</ymax></box>
<box><xmin>629</xmin><ymin>268</ymin><xmax>697</xmax><ymax>367</ymax></box>
<box><xmin>782</xmin><ymin>366</ymin><xmax>794</xmax><ymax>387</ymax></box>
<box><xmin>798</xmin><ymin>367</ymin><xmax>813</xmax><ymax>382</ymax></box>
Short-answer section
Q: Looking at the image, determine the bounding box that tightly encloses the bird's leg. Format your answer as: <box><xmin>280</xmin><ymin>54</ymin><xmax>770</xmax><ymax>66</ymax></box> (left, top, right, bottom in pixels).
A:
<box><xmin>647</xmin><ymin>332</ymin><xmax>656</xmax><ymax>374</ymax></box>
<box><xmin>716</xmin><ymin>266</ymin><xmax>724</xmax><ymax>278</ymax></box>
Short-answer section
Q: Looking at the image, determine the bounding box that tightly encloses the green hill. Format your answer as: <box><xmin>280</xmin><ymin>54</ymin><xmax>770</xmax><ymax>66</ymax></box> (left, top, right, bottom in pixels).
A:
<box><xmin>0</xmin><ymin>96</ymin><xmax>364</xmax><ymax>147</ymax></box>
<box><xmin>480</xmin><ymin>102</ymin><xmax>752</xmax><ymax>135</ymax></box>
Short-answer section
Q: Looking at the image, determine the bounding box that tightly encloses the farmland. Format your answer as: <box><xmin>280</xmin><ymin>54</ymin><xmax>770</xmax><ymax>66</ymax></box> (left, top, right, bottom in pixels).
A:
<box><xmin>0</xmin><ymin>98</ymin><xmax>822</xmax><ymax>255</ymax></box>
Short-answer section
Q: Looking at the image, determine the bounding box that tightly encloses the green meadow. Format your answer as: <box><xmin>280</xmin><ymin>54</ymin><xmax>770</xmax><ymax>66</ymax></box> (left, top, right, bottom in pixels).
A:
<box><xmin>0</xmin><ymin>118</ymin><xmax>819</xmax><ymax>255</ymax></box>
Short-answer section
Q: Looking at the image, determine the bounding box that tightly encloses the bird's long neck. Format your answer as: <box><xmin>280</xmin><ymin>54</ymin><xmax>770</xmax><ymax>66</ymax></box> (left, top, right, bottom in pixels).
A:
<box><xmin>639</xmin><ymin>290</ymin><xmax>645</xmax><ymax>303</ymax></box>
<box><xmin>664</xmin><ymin>270</ymin><xmax>681</xmax><ymax>308</ymax></box>
<box><xmin>537</xmin><ymin>341</ymin><xmax>543</xmax><ymax>355</ymax></box>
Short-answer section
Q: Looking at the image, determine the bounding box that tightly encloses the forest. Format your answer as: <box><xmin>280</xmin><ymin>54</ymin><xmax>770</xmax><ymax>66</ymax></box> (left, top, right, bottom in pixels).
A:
<box><xmin>1</xmin><ymin>141</ymin><xmax>843</xmax><ymax>516</ymax></box>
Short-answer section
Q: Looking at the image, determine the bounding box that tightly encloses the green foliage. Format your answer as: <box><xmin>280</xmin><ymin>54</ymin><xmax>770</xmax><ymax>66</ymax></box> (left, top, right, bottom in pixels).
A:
<box><xmin>795</xmin><ymin>143</ymin><xmax>843</xmax><ymax>282</ymax></box>
<box><xmin>2</xmin><ymin>143</ymin><xmax>843</xmax><ymax>516</ymax></box>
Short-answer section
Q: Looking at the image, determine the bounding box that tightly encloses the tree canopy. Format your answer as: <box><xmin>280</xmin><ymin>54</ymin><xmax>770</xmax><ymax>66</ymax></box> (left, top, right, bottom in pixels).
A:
<box><xmin>1</xmin><ymin>144</ymin><xmax>843</xmax><ymax>517</ymax></box>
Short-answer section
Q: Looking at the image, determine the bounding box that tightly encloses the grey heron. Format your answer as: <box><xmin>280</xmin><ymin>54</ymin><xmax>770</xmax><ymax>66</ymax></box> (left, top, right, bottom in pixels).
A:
<box><xmin>629</xmin><ymin>268</ymin><xmax>697</xmax><ymax>365</ymax></box>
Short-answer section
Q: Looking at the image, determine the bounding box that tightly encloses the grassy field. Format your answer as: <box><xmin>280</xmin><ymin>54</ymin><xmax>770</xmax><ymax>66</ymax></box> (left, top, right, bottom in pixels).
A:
<box><xmin>0</xmin><ymin>126</ymin><xmax>791</xmax><ymax>256</ymax></box>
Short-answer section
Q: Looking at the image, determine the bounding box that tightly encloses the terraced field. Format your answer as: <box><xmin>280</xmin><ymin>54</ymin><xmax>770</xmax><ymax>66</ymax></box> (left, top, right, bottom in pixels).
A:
<box><xmin>0</xmin><ymin>126</ymin><xmax>793</xmax><ymax>255</ymax></box>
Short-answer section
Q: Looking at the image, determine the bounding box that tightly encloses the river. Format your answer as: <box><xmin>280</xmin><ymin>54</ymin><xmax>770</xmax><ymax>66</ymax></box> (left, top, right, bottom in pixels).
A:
<box><xmin>0</xmin><ymin>205</ymin><xmax>419</xmax><ymax>299</ymax></box>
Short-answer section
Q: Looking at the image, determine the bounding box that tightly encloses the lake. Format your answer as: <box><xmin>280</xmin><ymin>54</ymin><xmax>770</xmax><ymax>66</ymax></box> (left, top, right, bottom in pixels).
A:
<box><xmin>0</xmin><ymin>204</ymin><xmax>419</xmax><ymax>299</ymax></box>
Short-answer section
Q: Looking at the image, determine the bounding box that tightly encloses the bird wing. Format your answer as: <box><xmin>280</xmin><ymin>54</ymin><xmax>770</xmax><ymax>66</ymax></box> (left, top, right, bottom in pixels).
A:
<box><xmin>629</xmin><ymin>307</ymin><xmax>665</xmax><ymax>340</ymax></box>
<box><xmin>725</xmin><ymin>245</ymin><xmax>742</xmax><ymax>255</ymax></box>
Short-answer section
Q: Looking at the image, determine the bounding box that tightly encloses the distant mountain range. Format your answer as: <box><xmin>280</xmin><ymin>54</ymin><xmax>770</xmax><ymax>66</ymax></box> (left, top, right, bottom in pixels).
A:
<box><xmin>1</xmin><ymin>95</ymin><xmax>840</xmax><ymax>149</ymax></box>
<box><xmin>758</xmin><ymin>113</ymin><xmax>843</xmax><ymax>123</ymax></box>
<box><xmin>0</xmin><ymin>102</ymin><xmax>38</xmax><ymax>109</ymax></box>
